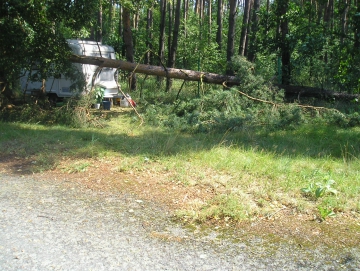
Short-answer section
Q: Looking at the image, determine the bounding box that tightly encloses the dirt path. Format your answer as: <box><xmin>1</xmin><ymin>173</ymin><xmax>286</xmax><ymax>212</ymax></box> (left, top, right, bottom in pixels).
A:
<box><xmin>0</xmin><ymin>170</ymin><xmax>359</xmax><ymax>270</ymax></box>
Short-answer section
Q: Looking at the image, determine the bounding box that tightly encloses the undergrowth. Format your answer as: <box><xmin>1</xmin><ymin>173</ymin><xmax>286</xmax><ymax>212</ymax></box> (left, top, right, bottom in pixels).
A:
<box><xmin>139</xmin><ymin>56</ymin><xmax>360</xmax><ymax>133</ymax></box>
<box><xmin>0</xmin><ymin>94</ymin><xmax>105</xmax><ymax>128</ymax></box>
<box><xmin>1</xmin><ymin>56</ymin><xmax>359</xmax><ymax>132</ymax></box>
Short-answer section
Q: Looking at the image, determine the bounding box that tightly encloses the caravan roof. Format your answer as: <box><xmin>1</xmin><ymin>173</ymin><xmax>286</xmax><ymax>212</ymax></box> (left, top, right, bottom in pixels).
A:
<box><xmin>67</xmin><ymin>39</ymin><xmax>116</xmax><ymax>59</ymax></box>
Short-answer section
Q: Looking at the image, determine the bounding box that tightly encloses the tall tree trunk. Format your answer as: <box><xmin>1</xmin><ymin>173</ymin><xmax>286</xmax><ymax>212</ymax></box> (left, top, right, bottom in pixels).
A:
<box><xmin>239</xmin><ymin>0</ymin><xmax>252</xmax><ymax>56</ymax></box>
<box><xmin>167</xmin><ymin>1</ymin><xmax>173</xmax><ymax>69</ymax></box>
<box><xmin>158</xmin><ymin>0</ymin><xmax>167</xmax><ymax>83</ymax></box>
<box><xmin>323</xmin><ymin>0</ymin><xmax>334</xmax><ymax>64</ymax></box>
<box><xmin>119</xmin><ymin>5</ymin><xmax>125</xmax><ymax>58</ymax></box>
<box><xmin>226</xmin><ymin>0</ymin><xmax>237</xmax><ymax>75</ymax></box>
<box><xmin>122</xmin><ymin>7</ymin><xmax>136</xmax><ymax>90</ymax></box>
<box><xmin>340</xmin><ymin>0</ymin><xmax>350</xmax><ymax>45</ymax></box>
<box><xmin>207</xmin><ymin>0</ymin><xmax>212</xmax><ymax>40</ymax></box>
<box><xmin>90</xmin><ymin>27</ymin><xmax>95</xmax><ymax>41</ymax></box>
<box><xmin>324</xmin><ymin>0</ymin><xmax>333</xmax><ymax>24</ymax></box>
<box><xmin>198</xmin><ymin>0</ymin><xmax>204</xmax><ymax>42</ymax></box>
<box><xmin>277</xmin><ymin>0</ymin><xmax>291</xmax><ymax>85</ymax></box>
<box><xmin>108</xmin><ymin>0</ymin><xmax>114</xmax><ymax>37</ymax></box>
<box><xmin>216</xmin><ymin>0</ymin><xmax>223</xmax><ymax>51</ymax></box>
<box><xmin>200</xmin><ymin>0</ymin><xmax>204</xmax><ymax>21</ymax></box>
<box><xmin>166</xmin><ymin>0</ymin><xmax>182</xmax><ymax>92</ymax></box>
<box><xmin>146</xmin><ymin>7</ymin><xmax>153</xmax><ymax>65</ymax></box>
<box><xmin>195</xmin><ymin>0</ymin><xmax>200</xmax><ymax>14</ymax></box>
<box><xmin>183</xmin><ymin>0</ymin><xmax>189</xmax><ymax>68</ymax></box>
<box><xmin>354</xmin><ymin>1</ymin><xmax>360</xmax><ymax>49</ymax></box>
<box><xmin>97</xmin><ymin>0</ymin><xmax>103</xmax><ymax>43</ymax></box>
<box><xmin>247</xmin><ymin>0</ymin><xmax>260</xmax><ymax>62</ymax></box>
<box><xmin>316</xmin><ymin>0</ymin><xmax>325</xmax><ymax>24</ymax></box>
<box><xmin>265</xmin><ymin>0</ymin><xmax>270</xmax><ymax>36</ymax></box>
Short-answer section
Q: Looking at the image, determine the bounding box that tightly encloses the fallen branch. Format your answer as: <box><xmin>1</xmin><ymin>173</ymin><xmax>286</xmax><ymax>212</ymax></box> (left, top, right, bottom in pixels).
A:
<box><xmin>70</xmin><ymin>54</ymin><xmax>241</xmax><ymax>86</ymax></box>
<box><xmin>114</xmin><ymin>71</ymin><xmax>144</xmax><ymax>126</ymax></box>
<box><xmin>236</xmin><ymin>90</ymin><xmax>345</xmax><ymax>116</ymax></box>
<box><xmin>237</xmin><ymin>90</ymin><xmax>277</xmax><ymax>106</ymax></box>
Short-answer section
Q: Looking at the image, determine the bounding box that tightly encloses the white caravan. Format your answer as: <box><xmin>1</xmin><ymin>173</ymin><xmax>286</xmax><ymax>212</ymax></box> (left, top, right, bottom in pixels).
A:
<box><xmin>20</xmin><ymin>39</ymin><xmax>119</xmax><ymax>102</ymax></box>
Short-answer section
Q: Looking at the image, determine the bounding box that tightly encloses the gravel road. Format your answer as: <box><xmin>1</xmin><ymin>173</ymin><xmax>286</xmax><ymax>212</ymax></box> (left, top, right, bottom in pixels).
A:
<box><xmin>0</xmin><ymin>173</ymin><xmax>359</xmax><ymax>271</ymax></box>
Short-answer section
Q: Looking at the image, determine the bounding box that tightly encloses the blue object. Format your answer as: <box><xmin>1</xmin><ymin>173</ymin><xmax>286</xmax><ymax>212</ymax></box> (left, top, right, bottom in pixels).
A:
<box><xmin>102</xmin><ymin>101</ymin><xmax>111</xmax><ymax>110</ymax></box>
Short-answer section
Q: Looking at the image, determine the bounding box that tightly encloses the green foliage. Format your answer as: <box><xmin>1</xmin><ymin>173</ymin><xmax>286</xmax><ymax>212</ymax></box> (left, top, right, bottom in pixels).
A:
<box><xmin>0</xmin><ymin>0</ymin><xmax>97</xmax><ymax>99</ymax></box>
<box><xmin>321</xmin><ymin>109</ymin><xmax>360</xmax><ymax>128</ymax></box>
<box><xmin>318</xmin><ymin>206</ymin><xmax>336</xmax><ymax>221</ymax></box>
<box><xmin>335</xmin><ymin>53</ymin><xmax>360</xmax><ymax>93</ymax></box>
<box><xmin>256</xmin><ymin>0</ymin><xmax>360</xmax><ymax>92</ymax></box>
<box><xmin>141</xmin><ymin>57</ymin><xmax>309</xmax><ymax>132</ymax></box>
<box><xmin>301</xmin><ymin>179</ymin><xmax>338</xmax><ymax>200</ymax></box>
<box><xmin>271</xmin><ymin>105</ymin><xmax>305</xmax><ymax>130</ymax></box>
<box><xmin>94</xmin><ymin>86</ymin><xmax>105</xmax><ymax>103</ymax></box>
<box><xmin>139</xmin><ymin>55</ymin><xmax>360</xmax><ymax>133</ymax></box>
<box><xmin>0</xmin><ymin>94</ymin><xmax>103</xmax><ymax>128</ymax></box>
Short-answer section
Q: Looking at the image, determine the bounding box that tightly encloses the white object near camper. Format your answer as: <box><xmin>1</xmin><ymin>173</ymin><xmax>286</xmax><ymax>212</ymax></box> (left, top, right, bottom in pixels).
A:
<box><xmin>20</xmin><ymin>39</ymin><xmax>119</xmax><ymax>102</ymax></box>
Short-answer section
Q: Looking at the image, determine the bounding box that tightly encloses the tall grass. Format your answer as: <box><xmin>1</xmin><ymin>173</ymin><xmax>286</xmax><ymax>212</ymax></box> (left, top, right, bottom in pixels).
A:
<box><xmin>1</xmin><ymin>117</ymin><xmax>359</xmax><ymax>221</ymax></box>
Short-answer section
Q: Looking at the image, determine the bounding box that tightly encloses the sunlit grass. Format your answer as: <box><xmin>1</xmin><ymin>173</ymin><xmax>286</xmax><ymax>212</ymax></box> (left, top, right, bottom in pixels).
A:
<box><xmin>1</xmin><ymin>117</ymin><xmax>359</xmax><ymax>221</ymax></box>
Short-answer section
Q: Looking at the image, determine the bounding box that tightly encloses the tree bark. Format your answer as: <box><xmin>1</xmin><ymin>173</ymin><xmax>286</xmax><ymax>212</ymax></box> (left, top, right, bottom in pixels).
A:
<box><xmin>119</xmin><ymin>5</ymin><xmax>125</xmax><ymax>58</ymax></box>
<box><xmin>108</xmin><ymin>0</ymin><xmax>114</xmax><ymax>37</ymax></box>
<box><xmin>340</xmin><ymin>0</ymin><xmax>350</xmax><ymax>45</ymax></box>
<box><xmin>279</xmin><ymin>84</ymin><xmax>360</xmax><ymax>101</ymax></box>
<box><xmin>158</xmin><ymin>0</ymin><xmax>167</xmax><ymax>83</ymax></box>
<box><xmin>195</xmin><ymin>0</ymin><xmax>200</xmax><ymax>14</ymax></box>
<box><xmin>247</xmin><ymin>0</ymin><xmax>260</xmax><ymax>62</ymax></box>
<box><xmin>354</xmin><ymin>1</ymin><xmax>360</xmax><ymax>49</ymax></box>
<box><xmin>69</xmin><ymin>54</ymin><xmax>241</xmax><ymax>86</ymax></box>
<box><xmin>276</xmin><ymin>0</ymin><xmax>291</xmax><ymax>85</ymax></box>
<box><xmin>207</xmin><ymin>0</ymin><xmax>212</xmax><ymax>40</ymax></box>
<box><xmin>167</xmin><ymin>1</ymin><xmax>173</xmax><ymax>70</ymax></box>
<box><xmin>166</xmin><ymin>0</ymin><xmax>182</xmax><ymax>92</ymax></box>
<box><xmin>183</xmin><ymin>0</ymin><xmax>189</xmax><ymax>68</ymax></box>
<box><xmin>216</xmin><ymin>0</ymin><xmax>223</xmax><ymax>51</ymax></box>
<box><xmin>97</xmin><ymin>0</ymin><xmax>103</xmax><ymax>43</ymax></box>
<box><xmin>122</xmin><ymin>7</ymin><xmax>136</xmax><ymax>90</ymax></box>
<box><xmin>226</xmin><ymin>0</ymin><xmax>237</xmax><ymax>75</ymax></box>
<box><xmin>239</xmin><ymin>0</ymin><xmax>252</xmax><ymax>56</ymax></box>
<box><xmin>146</xmin><ymin>7</ymin><xmax>153</xmax><ymax>65</ymax></box>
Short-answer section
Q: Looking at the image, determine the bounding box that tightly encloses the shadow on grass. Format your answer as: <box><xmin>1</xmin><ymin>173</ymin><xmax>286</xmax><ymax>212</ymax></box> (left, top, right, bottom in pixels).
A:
<box><xmin>1</xmin><ymin>120</ymin><xmax>359</xmax><ymax>175</ymax></box>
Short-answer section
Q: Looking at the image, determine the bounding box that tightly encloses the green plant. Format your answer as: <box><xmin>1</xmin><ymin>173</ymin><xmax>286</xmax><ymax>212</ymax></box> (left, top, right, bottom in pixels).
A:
<box><xmin>301</xmin><ymin>179</ymin><xmax>338</xmax><ymax>200</ymax></box>
<box><xmin>318</xmin><ymin>206</ymin><xmax>336</xmax><ymax>221</ymax></box>
<box><xmin>94</xmin><ymin>86</ymin><xmax>105</xmax><ymax>103</ymax></box>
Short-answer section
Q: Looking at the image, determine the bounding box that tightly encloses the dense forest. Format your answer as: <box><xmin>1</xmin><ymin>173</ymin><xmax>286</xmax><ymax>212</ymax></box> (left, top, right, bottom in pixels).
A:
<box><xmin>1</xmin><ymin>0</ymin><xmax>360</xmax><ymax>99</ymax></box>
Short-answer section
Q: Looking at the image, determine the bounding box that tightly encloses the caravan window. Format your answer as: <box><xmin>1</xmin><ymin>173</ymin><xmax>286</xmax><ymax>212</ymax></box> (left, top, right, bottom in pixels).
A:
<box><xmin>89</xmin><ymin>52</ymin><xmax>112</xmax><ymax>58</ymax></box>
<box><xmin>98</xmin><ymin>68</ymin><xmax>115</xmax><ymax>81</ymax></box>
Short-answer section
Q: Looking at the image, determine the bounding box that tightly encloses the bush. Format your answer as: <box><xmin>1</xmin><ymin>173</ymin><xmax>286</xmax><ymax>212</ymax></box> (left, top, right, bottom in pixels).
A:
<box><xmin>140</xmin><ymin>56</ymin><xmax>360</xmax><ymax>133</ymax></box>
<box><xmin>141</xmin><ymin>57</ymin><xmax>295</xmax><ymax>132</ymax></box>
<box><xmin>0</xmin><ymin>94</ymin><xmax>102</xmax><ymax>127</ymax></box>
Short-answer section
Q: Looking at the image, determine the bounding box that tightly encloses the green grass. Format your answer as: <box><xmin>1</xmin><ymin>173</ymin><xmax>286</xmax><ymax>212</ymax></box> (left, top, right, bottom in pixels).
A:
<box><xmin>1</xmin><ymin>115</ymin><xmax>359</xmax><ymax>222</ymax></box>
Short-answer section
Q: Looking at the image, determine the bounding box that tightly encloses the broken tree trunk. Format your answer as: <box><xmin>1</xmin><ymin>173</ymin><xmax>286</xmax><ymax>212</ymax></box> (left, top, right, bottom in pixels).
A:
<box><xmin>70</xmin><ymin>54</ymin><xmax>359</xmax><ymax>101</ymax></box>
<box><xmin>278</xmin><ymin>84</ymin><xmax>360</xmax><ymax>101</ymax></box>
<box><xmin>69</xmin><ymin>54</ymin><xmax>241</xmax><ymax>86</ymax></box>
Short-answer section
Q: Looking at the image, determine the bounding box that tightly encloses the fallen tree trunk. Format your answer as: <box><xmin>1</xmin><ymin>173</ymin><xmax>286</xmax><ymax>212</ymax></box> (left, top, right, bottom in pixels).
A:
<box><xmin>70</xmin><ymin>54</ymin><xmax>359</xmax><ymax>101</ymax></box>
<box><xmin>70</xmin><ymin>54</ymin><xmax>241</xmax><ymax>86</ymax></box>
<box><xmin>277</xmin><ymin>84</ymin><xmax>360</xmax><ymax>101</ymax></box>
